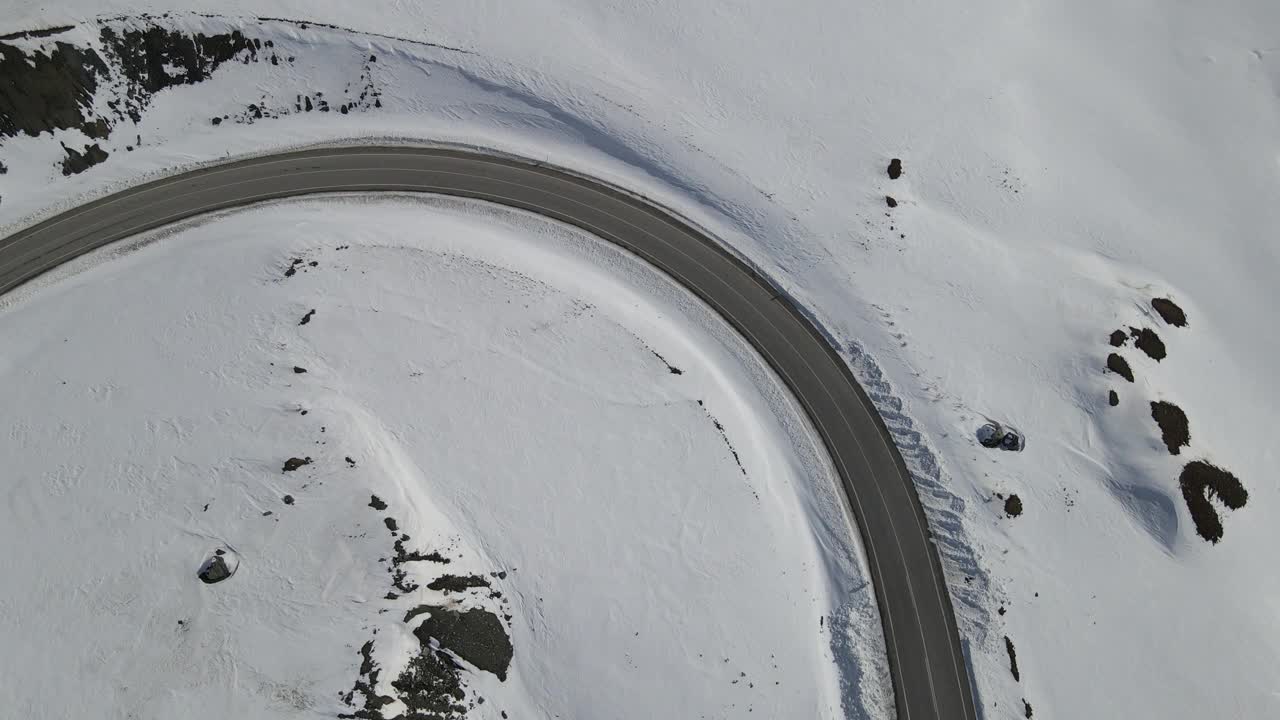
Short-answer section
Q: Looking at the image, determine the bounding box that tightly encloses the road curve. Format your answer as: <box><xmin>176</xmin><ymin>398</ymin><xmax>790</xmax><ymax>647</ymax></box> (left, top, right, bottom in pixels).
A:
<box><xmin>0</xmin><ymin>146</ymin><xmax>976</xmax><ymax>720</ymax></box>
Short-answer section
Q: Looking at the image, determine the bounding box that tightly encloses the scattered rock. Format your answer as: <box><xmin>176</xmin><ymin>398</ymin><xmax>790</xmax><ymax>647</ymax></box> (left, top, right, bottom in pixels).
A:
<box><xmin>282</xmin><ymin>456</ymin><xmax>312</xmax><ymax>472</ymax></box>
<box><xmin>197</xmin><ymin>547</ymin><xmax>239</xmax><ymax>584</ymax></box>
<box><xmin>60</xmin><ymin>142</ymin><xmax>109</xmax><ymax>175</ymax></box>
<box><xmin>887</xmin><ymin>158</ymin><xmax>903</xmax><ymax>180</ymax></box>
<box><xmin>1129</xmin><ymin>327</ymin><xmax>1166</xmax><ymax>361</ymax></box>
<box><xmin>977</xmin><ymin>422</ymin><xmax>1025</xmax><ymax>451</ymax></box>
<box><xmin>346</xmin><ymin>456</ymin><xmax>357</xmax><ymax>467</ymax></box>
<box><xmin>1004</xmin><ymin>494</ymin><xmax>1023</xmax><ymax>518</ymax></box>
<box><xmin>413</xmin><ymin>606</ymin><xmax>513</xmax><ymax>680</ymax></box>
<box><xmin>293</xmin><ymin>366</ymin><xmax>307</xmax><ymax>374</ymax></box>
<box><xmin>885</xmin><ymin>195</ymin><xmax>898</xmax><ymax>208</ymax></box>
<box><xmin>1179</xmin><ymin>461</ymin><xmax>1247</xmax><ymax>543</ymax></box>
<box><xmin>1023</xmin><ymin>698</ymin><xmax>1034</xmax><ymax>718</ymax></box>
<box><xmin>1149</xmin><ymin>401</ymin><xmax>1189</xmax><ymax>455</ymax></box>
<box><xmin>338</xmin><ymin>640</ymin><xmax>395</xmax><ymax>719</ymax></box>
<box><xmin>369</xmin><ymin>494</ymin><xmax>387</xmax><ymax>510</ymax></box>
<box><xmin>298</xmin><ymin>308</ymin><xmax>316</xmax><ymax>325</ymax></box>
<box><xmin>1004</xmin><ymin>636</ymin><xmax>1020</xmax><ymax>681</ymax></box>
<box><xmin>1151</xmin><ymin>297</ymin><xmax>1187</xmax><ymax>327</ymax></box>
<box><xmin>1</xmin><ymin>35</ymin><xmax>109</xmax><ymax>140</ymax></box>
<box><xmin>1108</xmin><ymin>389</ymin><xmax>1119</xmax><ymax>407</ymax></box>
<box><xmin>385</xmin><ymin>517</ymin><xmax>398</xmax><ymax>532</ymax></box>
<box><xmin>282</xmin><ymin>494</ymin><xmax>295</xmax><ymax>505</ymax></box>
<box><xmin>1109</xmin><ymin>329</ymin><xmax>1128</xmax><ymax>347</ymax></box>
<box><xmin>1105</xmin><ymin>353</ymin><xmax>1134</xmax><ymax>382</ymax></box>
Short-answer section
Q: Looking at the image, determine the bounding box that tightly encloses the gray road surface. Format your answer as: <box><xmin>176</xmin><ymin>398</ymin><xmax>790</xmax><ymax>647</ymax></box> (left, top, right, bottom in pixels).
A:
<box><xmin>0</xmin><ymin>146</ymin><xmax>977</xmax><ymax>720</ymax></box>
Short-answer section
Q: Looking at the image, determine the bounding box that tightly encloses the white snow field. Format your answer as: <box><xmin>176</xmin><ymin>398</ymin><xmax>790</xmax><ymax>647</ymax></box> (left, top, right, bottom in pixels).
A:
<box><xmin>0</xmin><ymin>196</ymin><xmax>884</xmax><ymax>718</ymax></box>
<box><xmin>2</xmin><ymin>2</ymin><xmax>1279</xmax><ymax>719</ymax></box>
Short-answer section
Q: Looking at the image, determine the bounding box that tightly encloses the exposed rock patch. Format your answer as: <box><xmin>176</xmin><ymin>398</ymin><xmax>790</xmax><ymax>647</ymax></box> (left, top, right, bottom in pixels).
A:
<box><xmin>1106</xmin><ymin>353</ymin><xmax>1133</xmax><ymax>382</ymax></box>
<box><xmin>1151</xmin><ymin>297</ymin><xmax>1187</xmax><ymax>327</ymax></box>
<box><xmin>1129</xmin><ymin>327</ymin><xmax>1166</xmax><ymax>361</ymax></box>
<box><xmin>1149</xmin><ymin>401</ymin><xmax>1189</xmax><ymax>455</ymax></box>
<box><xmin>413</xmin><ymin>606</ymin><xmax>513</xmax><ymax>681</ymax></box>
<box><xmin>1179</xmin><ymin>461</ymin><xmax>1247</xmax><ymax>543</ymax></box>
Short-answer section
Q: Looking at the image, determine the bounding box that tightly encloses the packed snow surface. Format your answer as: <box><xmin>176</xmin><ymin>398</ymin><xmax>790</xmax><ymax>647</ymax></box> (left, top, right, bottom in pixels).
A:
<box><xmin>1</xmin><ymin>2</ymin><xmax>1278</xmax><ymax>718</ymax></box>
<box><xmin>0</xmin><ymin>196</ymin><xmax>883</xmax><ymax>718</ymax></box>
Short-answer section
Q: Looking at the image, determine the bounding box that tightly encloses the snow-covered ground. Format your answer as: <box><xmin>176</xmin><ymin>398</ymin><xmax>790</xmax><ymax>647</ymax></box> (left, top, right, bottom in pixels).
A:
<box><xmin>0</xmin><ymin>196</ymin><xmax>885</xmax><ymax>718</ymax></box>
<box><xmin>2</xmin><ymin>3</ymin><xmax>1278</xmax><ymax>719</ymax></box>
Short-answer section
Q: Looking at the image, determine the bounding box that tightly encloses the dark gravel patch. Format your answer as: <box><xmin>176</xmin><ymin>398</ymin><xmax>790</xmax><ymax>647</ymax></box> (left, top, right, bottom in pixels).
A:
<box><xmin>1179</xmin><ymin>461</ymin><xmax>1247</xmax><ymax>543</ymax></box>
<box><xmin>427</xmin><ymin>574</ymin><xmax>491</xmax><ymax>594</ymax></box>
<box><xmin>384</xmin><ymin>517</ymin><xmax>398</xmax><ymax>532</ymax></box>
<box><xmin>1129</xmin><ymin>327</ymin><xmax>1166</xmax><ymax>361</ymax></box>
<box><xmin>413</xmin><ymin>607</ymin><xmax>513</xmax><ymax>681</ymax></box>
<box><xmin>1109</xmin><ymin>329</ymin><xmax>1127</xmax><ymax>347</ymax></box>
<box><xmin>1004</xmin><ymin>635</ymin><xmax>1020</xmax><ymax>681</ymax></box>
<box><xmin>390</xmin><ymin>646</ymin><xmax>469</xmax><ymax>719</ymax></box>
<box><xmin>1151</xmin><ymin>297</ymin><xmax>1187</xmax><ymax>327</ymax></box>
<box><xmin>1023</xmin><ymin>698</ymin><xmax>1034</xmax><ymax>718</ymax></box>
<box><xmin>1106</xmin><ymin>353</ymin><xmax>1133</xmax><ymax>382</ymax></box>
<box><xmin>887</xmin><ymin>158</ymin><xmax>903</xmax><ymax>179</ymax></box>
<box><xmin>1149</xmin><ymin>401</ymin><xmax>1189</xmax><ymax>455</ymax></box>
<box><xmin>368</xmin><ymin>494</ymin><xmax>387</xmax><ymax>510</ymax></box>
<box><xmin>298</xmin><ymin>308</ymin><xmax>316</xmax><ymax>325</ymax></box>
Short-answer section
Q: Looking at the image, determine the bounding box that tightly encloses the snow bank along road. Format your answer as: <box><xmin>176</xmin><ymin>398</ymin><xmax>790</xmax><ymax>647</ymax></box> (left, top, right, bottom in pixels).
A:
<box><xmin>0</xmin><ymin>146</ymin><xmax>976</xmax><ymax>720</ymax></box>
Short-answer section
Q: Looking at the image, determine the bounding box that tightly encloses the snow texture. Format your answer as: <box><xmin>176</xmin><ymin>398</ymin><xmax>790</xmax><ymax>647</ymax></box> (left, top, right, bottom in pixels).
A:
<box><xmin>0</xmin><ymin>196</ymin><xmax>882</xmax><ymax>718</ymax></box>
<box><xmin>1</xmin><ymin>3</ymin><xmax>1278</xmax><ymax>718</ymax></box>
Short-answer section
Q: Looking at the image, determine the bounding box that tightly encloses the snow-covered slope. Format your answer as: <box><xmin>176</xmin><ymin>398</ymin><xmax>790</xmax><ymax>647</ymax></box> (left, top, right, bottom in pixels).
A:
<box><xmin>1</xmin><ymin>3</ymin><xmax>1277</xmax><ymax>718</ymax></box>
<box><xmin>0</xmin><ymin>196</ymin><xmax>885</xmax><ymax>718</ymax></box>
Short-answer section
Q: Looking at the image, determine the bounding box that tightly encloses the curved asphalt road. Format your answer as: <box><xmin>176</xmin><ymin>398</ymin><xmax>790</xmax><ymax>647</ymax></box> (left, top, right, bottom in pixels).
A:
<box><xmin>0</xmin><ymin>146</ymin><xmax>975</xmax><ymax>720</ymax></box>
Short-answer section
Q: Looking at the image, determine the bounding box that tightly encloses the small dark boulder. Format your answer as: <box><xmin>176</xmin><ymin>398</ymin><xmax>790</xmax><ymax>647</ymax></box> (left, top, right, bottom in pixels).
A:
<box><xmin>198</xmin><ymin>547</ymin><xmax>239</xmax><ymax>584</ymax></box>
<box><xmin>293</xmin><ymin>366</ymin><xmax>307</xmax><ymax>374</ymax></box>
<box><xmin>282</xmin><ymin>456</ymin><xmax>312</xmax><ymax>472</ymax></box>
<box><xmin>1109</xmin><ymin>329</ymin><xmax>1127</xmax><ymax>347</ymax></box>
<box><xmin>887</xmin><ymin>158</ymin><xmax>903</xmax><ymax>179</ymax></box>
<box><xmin>1108</xmin><ymin>390</ymin><xmax>1119</xmax><ymax>407</ymax></box>
<box><xmin>1004</xmin><ymin>494</ymin><xmax>1023</xmax><ymax>517</ymax></box>
<box><xmin>885</xmin><ymin>195</ymin><xmax>898</xmax><ymax>208</ymax></box>
<box><xmin>977</xmin><ymin>422</ymin><xmax>1025</xmax><ymax>451</ymax></box>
